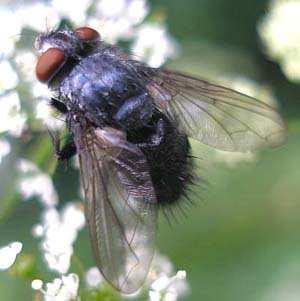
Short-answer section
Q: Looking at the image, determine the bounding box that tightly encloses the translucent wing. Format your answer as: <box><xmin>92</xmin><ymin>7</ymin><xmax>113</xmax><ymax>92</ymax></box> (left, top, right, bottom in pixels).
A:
<box><xmin>75</xmin><ymin>126</ymin><xmax>157</xmax><ymax>294</ymax></box>
<box><xmin>146</xmin><ymin>69</ymin><xmax>287</xmax><ymax>152</ymax></box>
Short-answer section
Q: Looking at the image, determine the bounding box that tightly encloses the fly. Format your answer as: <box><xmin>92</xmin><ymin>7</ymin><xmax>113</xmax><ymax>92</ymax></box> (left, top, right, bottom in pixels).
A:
<box><xmin>34</xmin><ymin>26</ymin><xmax>287</xmax><ymax>293</ymax></box>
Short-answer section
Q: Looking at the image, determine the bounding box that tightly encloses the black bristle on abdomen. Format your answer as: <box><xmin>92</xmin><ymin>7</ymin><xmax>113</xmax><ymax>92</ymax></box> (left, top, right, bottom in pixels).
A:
<box><xmin>145</xmin><ymin>129</ymin><xmax>193</xmax><ymax>205</ymax></box>
<box><xmin>128</xmin><ymin>112</ymin><xmax>195</xmax><ymax>206</ymax></box>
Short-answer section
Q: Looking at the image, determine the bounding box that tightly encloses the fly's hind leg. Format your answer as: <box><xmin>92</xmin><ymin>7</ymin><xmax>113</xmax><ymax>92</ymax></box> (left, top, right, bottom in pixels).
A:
<box><xmin>48</xmin><ymin>130</ymin><xmax>77</xmax><ymax>161</ymax></box>
<box><xmin>57</xmin><ymin>138</ymin><xmax>77</xmax><ymax>161</ymax></box>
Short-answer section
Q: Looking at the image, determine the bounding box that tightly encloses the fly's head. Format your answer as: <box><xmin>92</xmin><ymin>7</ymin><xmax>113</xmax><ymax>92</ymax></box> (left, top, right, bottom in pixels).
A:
<box><xmin>35</xmin><ymin>26</ymin><xmax>101</xmax><ymax>84</ymax></box>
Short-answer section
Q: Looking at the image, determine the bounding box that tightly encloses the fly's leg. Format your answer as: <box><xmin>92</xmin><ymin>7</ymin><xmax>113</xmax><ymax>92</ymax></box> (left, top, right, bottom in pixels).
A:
<box><xmin>50</xmin><ymin>98</ymin><xmax>68</xmax><ymax>114</ymax></box>
<box><xmin>48</xmin><ymin>98</ymin><xmax>76</xmax><ymax>160</ymax></box>
<box><xmin>113</xmin><ymin>92</ymin><xmax>154</xmax><ymax>130</ymax></box>
<box><xmin>57</xmin><ymin>139</ymin><xmax>77</xmax><ymax>161</ymax></box>
<box><xmin>48</xmin><ymin>130</ymin><xmax>77</xmax><ymax>161</ymax></box>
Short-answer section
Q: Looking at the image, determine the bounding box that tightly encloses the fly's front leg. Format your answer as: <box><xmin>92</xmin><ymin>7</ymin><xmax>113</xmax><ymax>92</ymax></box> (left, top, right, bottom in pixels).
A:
<box><xmin>48</xmin><ymin>130</ymin><xmax>77</xmax><ymax>161</ymax></box>
<box><xmin>113</xmin><ymin>92</ymin><xmax>154</xmax><ymax>130</ymax></box>
<box><xmin>48</xmin><ymin>98</ymin><xmax>76</xmax><ymax>160</ymax></box>
<box><xmin>50</xmin><ymin>98</ymin><xmax>68</xmax><ymax>114</ymax></box>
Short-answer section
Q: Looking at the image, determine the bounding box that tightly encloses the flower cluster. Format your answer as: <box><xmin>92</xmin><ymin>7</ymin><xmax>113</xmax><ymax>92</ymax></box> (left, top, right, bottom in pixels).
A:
<box><xmin>0</xmin><ymin>139</ymin><xmax>10</xmax><ymax>164</ymax></box>
<box><xmin>0</xmin><ymin>242</ymin><xmax>23</xmax><ymax>270</ymax></box>
<box><xmin>0</xmin><ymin>91</ymin><xmax>27</xmax><ymax>138</ymax></box>
<box><xmin>0</xmin><ymin>0</ymin><xmax>184</xmax><ymax>300</ymax></box>
<box><xmin>146</xmin><ymin>253</ymin><xmax>189</xmax><ymax>301</ymax></box>
<box><xmin>32</xmin><ymin>273</ymin><xmax>80</xmax><ymax>301</ymax></box>
<box><xmin>17</xmin><ymin>158</ymin><xmax>58</xmax><ymax>206</ymax></box>
<box><xmin>32</xmin><ymin>204</ymin><xmax>85</xmax><ymax>274</ymax></box>
<box><xmin>258</xmin><ymin>0</ymin><xmax>300</xmax><ymax>82</ymax></box>
<box><xmin>85</xmin><ymin>267</ymin><xmax>103</xmax><ymax>288</ymax></box>
<box><xmin>17</xmin><ymin>157</ymin><xmax>85</xmax><ymax>273</ymax></box>
<box><xmin>132</xmin><ymin>24</ymin><xmax>178</xmax><ymax>68</ymax></box>
<box><xmin>149</xmin><ymin>271</ymin><xmax>188</xmax><ymax>301</ymax></box>
<box><xmin>83</xmin><ymin>253</ymin><xmax>189</xmax><ymax>301</ymax></box>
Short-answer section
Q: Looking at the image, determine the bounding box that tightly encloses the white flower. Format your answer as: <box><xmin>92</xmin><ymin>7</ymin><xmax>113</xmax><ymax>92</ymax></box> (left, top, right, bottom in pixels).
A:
<box><xmin>145</xmin><ymin>253</ymin><xmax>189</xmax><ymax>301</ymax></box>
<box><xmin>17</xmin><ymin>158</ymin><xmax>39</xmax><ymax>173</ymax></box>
<box><xmin>147</xmin><ymin>253</ymin><xmax>174</xmax><ymax>282</ymax></box>
<box><xmin>37</xmin><ymin>203</ymin><xmax>85</xmax><ymax>274</ymax></box>
<box><xmin>17</xmin><ymin>158</ymin><xmax>58</xmax><ymax>207</ymax></box>
<box><xmin>86</xmin><ymin>17</ymin><xmax>131</xmax><ymax>43</ymax></box>
<box><xmin>258</xmin><ymin>0</ymin><xmax>300</xmax><ymax>82</ymax></box>
<box><xmin>32</xmin><ymin>279</ymin><xmax>44</xmax><ymax>290</ymax></box>
<box><xmin>45</xmin><ymin>278</ymin><xmax>63</xmax><ymax>297</ymax></box>
<box><xmin>89</xmin><ymin>0</ymin><xmax>149</xmax><ymax>43</ymax></box>
<box><xmin>32</xmin><ymin>273</ymin><xmax>79</xmax><ymax>301</ymax></box>
<box><xmin>19</xmin><ymin>174</ymin><xmax>58</xmax><ymax>206</ymax></box>
<box><xmin>36</xmin><ymin>100</ymin><xmax>65</xmax><ymax>130</ymax></box>
<box><xmin>0</xmin><ymin>92</ymin><xmax>27</xmax><ymax>137</ymax></box>
<box><xmin>0</xmin><ymin>60</ymin><xmax>19</xmax><ymax>91</ymax></box>
<box><xmin>51</xmin><ymin>0</ymin><xmax>92</xmax><ymax>24</ymax></box>
<box><xmin>62</xmin><ymin>203</ymin><xmax>85</xmax><ymax>230</ymax></box>
<box><xmin>15</xmin><ymin>3</ymin><xmax>60</xmax><ymax>32</ymax></box>
<box><xmin>85</xmin><ymin>267</ymin><xmax>103</xmax><ymax>288</ymax></box>
<box><xmin>132</xmin><ymin>23</ymin><xmax>178</xmax><ymax>67</ymax></box>
<box><xmin>149</xmin><ymin>270</ymin><xmax>189</xmax><ymax>301</ymax></box>
<box><xmin>15</xmin><ymin>51</ymin><xmax>37</xmax><ymax>82</ymax></box>
<box><xmin>0</xmin><ymin>8</ymin><xmax>22</xmax><ymax>57</ymax></box>
<box><xmin>97</xmin><ymin>0</ymin><xmax>131</xmax><ymax>18</ymax></box>
<box><xmin>0</xmin><ymin>139</ymin><xmax>10</xmax><ymax>164</ymax></box>
<box><xmin>31</xmin><ymin>224</ymin><xmax>44</xmax><ymax>238</ymax></box>
<box><xmin>97</xmin><ymin>0</ymin><xmax>148</xmax><ymax>23</ymax></box>
<box><xmin>32</xmin><ymin>79</ymin><xmax>64</xmax><ymax>131</ymax></box>
<box><xmin>31</xmin><ymin>82</ymin><xmax>53</xmax><ymax>99</ymax></box>
<box><xmin>0</xmin><ymin>241</ymin><xmax>23</xmax><ymax>270</ymax></box>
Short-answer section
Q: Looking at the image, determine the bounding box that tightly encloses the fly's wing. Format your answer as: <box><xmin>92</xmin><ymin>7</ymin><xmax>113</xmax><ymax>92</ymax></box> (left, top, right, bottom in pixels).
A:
<box><xmin>76</xmin><ymin>126</ymin><xmax>157</xmax><ymax>294</ymax></box>
<box><xmin>146</xmin><ymin>69</ymin><xmax>287</xmax><ymax>152</ymax></box>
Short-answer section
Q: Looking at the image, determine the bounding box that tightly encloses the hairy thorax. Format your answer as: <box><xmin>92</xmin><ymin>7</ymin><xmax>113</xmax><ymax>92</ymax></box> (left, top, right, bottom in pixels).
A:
<box><xmin>57</xmin><ymin>51</ymin><xmax>144</xmax><ymax>122</ymax></box>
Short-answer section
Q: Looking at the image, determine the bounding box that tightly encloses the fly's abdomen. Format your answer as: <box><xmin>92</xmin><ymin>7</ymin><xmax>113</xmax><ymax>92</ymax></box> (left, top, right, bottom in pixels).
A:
<box><xmin>128</xmin><ymin>113</ymin><xmax>194</xmax><ymax>205</ymax></box>
<box><xmin>147</xmin><ymin>127</ymin><xmax>193</xmax><ymax>205</ymax></box>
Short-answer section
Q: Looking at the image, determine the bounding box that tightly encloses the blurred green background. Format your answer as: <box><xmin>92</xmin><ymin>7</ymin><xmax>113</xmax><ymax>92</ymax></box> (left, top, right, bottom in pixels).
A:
<box><xmin>1</xmin><ymin>0</ymin><xmax>300</xmax><ymax>300</ymax></box>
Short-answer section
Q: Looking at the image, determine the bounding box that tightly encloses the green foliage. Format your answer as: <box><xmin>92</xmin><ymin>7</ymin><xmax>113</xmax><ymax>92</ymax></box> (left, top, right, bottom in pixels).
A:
<box><xmin>9</xmin><ymin>254</ymin><xmax>39</xmax><ymax>280</ymax></box>
<box><xmin>81</xmin><ymin>287</ymin><xmax>121</xmax><ymax>301</ymax></box>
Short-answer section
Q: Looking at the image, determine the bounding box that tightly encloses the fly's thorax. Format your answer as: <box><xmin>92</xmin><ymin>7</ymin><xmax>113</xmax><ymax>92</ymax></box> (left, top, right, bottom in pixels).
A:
<box><xmin>58</xmin><ymin>51</ymin><xmax>145</xmax><ymax>124</ymax></box>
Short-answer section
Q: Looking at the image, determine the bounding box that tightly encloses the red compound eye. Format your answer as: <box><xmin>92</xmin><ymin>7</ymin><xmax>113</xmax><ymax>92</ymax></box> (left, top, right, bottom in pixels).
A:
<box><xmin>36</xmin><ymin>48</ymin><xmax>65</xmax><ymax>83</ymax></box>
<box><xmin>75</xmin><ymin>27</ymin><xmax>100</xmax><ymax>41</ymax></box>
